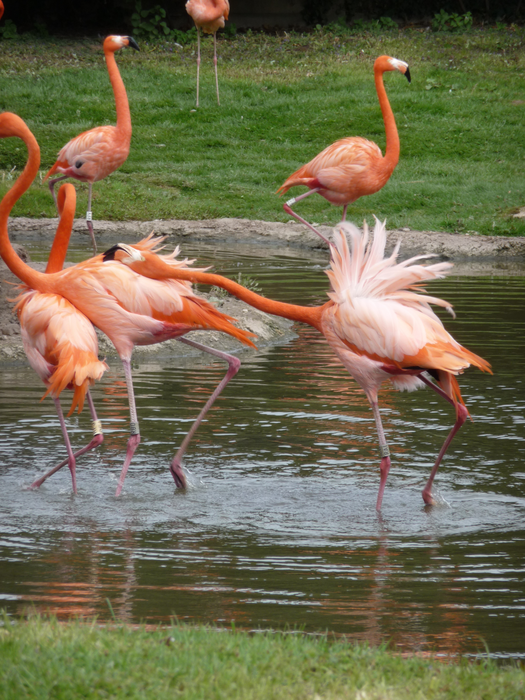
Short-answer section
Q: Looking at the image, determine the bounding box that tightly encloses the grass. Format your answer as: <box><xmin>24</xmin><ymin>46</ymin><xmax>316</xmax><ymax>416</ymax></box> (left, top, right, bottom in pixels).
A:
<box><xmin>0</xmin><ymin>26</ymin><xmax>524</xmax><ymax>236</ymax></box>
<box><xmin>0</xmin><ymin>615</ymin><xmax>524</xmax><ymax>699</ymax></box>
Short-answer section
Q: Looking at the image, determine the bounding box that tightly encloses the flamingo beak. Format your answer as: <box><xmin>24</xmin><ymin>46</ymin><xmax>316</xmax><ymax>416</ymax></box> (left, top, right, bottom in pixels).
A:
<box><xmin>126</xmin><ymin>37</ymin><xmax>140</xmax><ymax>51</ymax></box>
<box><xmin>404</xmin><ymin>66</ymin><xmax>411</xmax><ymax>84</ymax></box>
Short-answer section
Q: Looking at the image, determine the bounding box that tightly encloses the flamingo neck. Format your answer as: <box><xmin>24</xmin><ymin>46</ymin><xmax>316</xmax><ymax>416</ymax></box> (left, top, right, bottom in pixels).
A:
<box><xmin>130</xmin><ymin>261</ymin><xmax>326</xmax><ymax>331</ymax></box>
<box><xmin>46</xmin><ymin>186</ymin><xmax>76</xmax><ymax>273</ymax></box>
<box><xmin>105</xmin><ymin>47</ymin><xmax>131</xmax><ymax>140</ymax></box>
<box><xmin>0</xmin><ymin>121</ymin><xmax>48</xmax><ymax>291</ymax></box>
<box><xmin>374</xmin><ymin>66</ymin><xmax>400</xmax><ymax>174</ymax></box>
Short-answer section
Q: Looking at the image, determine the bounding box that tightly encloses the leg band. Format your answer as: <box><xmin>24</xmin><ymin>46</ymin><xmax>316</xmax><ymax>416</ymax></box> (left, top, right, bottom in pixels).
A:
<box><xmin>379</xmin><ymin>444</ymin><xmax>390</xmax><ymax>458</ymax></box>
<box><xmin>92</xmin><ymin>420</ymin><xmax>103</xmax><ymax>436</ymax></box>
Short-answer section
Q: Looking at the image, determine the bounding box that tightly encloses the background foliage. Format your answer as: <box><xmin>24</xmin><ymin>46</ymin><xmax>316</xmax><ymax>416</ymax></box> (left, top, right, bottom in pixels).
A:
<box><xmin>2</xmin><ymin>0</ymin><xmax>524</xmax><ymax>36</ymax></box>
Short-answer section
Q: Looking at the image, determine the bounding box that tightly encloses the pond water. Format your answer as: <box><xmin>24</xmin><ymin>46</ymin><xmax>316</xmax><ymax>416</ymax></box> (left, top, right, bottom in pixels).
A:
<box><xmin>0</xmin><ymin>238</ymin><xmax>524</xmax><ymax>659</ymax></box>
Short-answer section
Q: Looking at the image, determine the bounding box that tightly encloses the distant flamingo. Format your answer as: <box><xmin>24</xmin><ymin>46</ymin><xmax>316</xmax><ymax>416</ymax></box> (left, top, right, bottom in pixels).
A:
<box><xmin>277</xmin><ymin>55</ymin><xmax>411</xmax><ymax>247</ymax></box>
<box><xmin>6</xmin><ymin>182</ymin><xmax>108</xmax><ymax>494</ymax></box>
<box><xmin>120</xmin><ymin>218</ymin><xmax>491</xmax><ymax>509</ymax></box>
<box><xmin>186</xmin><ymin>0</ymin><xmax>229</xmax><ymax>107</ymax></box>
<box><xmin>45</xmin><ymin>35</ymin><xmax>139</xmax><ymax>254</ymax></box>
<box><xmin>1</xmin><ymin>112</ymin><xmax>256</xmax><ymax>496</ymax></box>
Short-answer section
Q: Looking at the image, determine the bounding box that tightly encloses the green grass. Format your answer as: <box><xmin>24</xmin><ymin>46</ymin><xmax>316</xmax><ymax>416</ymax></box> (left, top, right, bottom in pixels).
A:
<box><xmin>1</xmin><ymin>26</ymin><xmax>525</xmax><ymax>236</ymax></box>
<box><xmin>0</xmin><ymin>615</ymin><xmax>524</xmax><ymax>699</ymax></box>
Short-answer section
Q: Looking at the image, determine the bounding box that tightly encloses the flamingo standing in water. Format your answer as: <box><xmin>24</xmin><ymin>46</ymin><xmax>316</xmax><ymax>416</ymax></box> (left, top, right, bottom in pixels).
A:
<box><xmin>1</xmin><ymin>111</ymin><xmax>256</xmax><ymax>495</ymax></box>
<box><xmin>186</xmin><ymin>0</ymin><xmax>229</xmax><ymax>107</ymax></box>
<box><xmin>118</xmin><ymin>218</ymin><xmax>491</xmax><ymax>509</ymax></box>
<box><xmin>45</xmin><ymin>35</ymin><xmax>139</xmax><ymax>254</ymax></box>
<box><xmin>10</xmin><ymin>182</ymin><xmax>108</xmax><ymax>493</ymax></box>
<box><xmin>277</xmin><ymin>55</ymin><xmax>411</xmax><ymax>247</ymax></box>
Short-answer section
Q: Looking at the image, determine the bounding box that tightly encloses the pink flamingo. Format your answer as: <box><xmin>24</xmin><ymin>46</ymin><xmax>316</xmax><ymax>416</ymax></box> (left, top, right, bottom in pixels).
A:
<box><xmin>277</xmin><ymin>55</ymin><xmax>411</xmax><ymax>247</ymax></box>
<box><xmin>45</xmin><ymin>35</ymin><xmax>139</xmax><ymax>254</ymax></box>
<box><xmin>120</xmin><ymin>218</ymin><xmax>491</xmax><ymax>509</ymax></box>
<box><xmin>1</xmin><ymin>111</ymin><xmax>256</xmax><ymax>496</ymax></box>
<box><xmin>8</xmin><ymin>182</ymin><xmax>108</xmax><ymax>493</ymax></box>
<box><xmin>186</xmin><ymin>0</ymin><xmax>229</xmax><ymax>107</ymax></box>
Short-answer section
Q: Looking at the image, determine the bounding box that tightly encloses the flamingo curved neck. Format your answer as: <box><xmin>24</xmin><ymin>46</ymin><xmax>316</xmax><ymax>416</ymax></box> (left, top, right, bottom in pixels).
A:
<box><xmin>105</xmin><ymin>48</ymin><xmax>131</xmax><ymax>139</ymax></box>
<box><xmin>374</xmin><ymin>67</ymin><xmax>400</xmax><ymax>174</ymax></box>
<box><xmin>0</xmin><ymin>117</ymin><xmax>52</xmax><ymax>292</ymax></box>
<box><xmin>131</xmin><ymin>262</ymin><xmax>326</xmax><ymax>331</ymax></box>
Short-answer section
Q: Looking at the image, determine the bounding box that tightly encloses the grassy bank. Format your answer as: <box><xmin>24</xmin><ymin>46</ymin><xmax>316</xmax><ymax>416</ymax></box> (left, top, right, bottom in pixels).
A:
<box><xmin>0</xmin><ymin>26</ymin><xmax>524</xmax><ymax>236</ymax></box>
<box><xmin>0</xmin><ymin>616</ymin><xmax>524</xmax><ymax>699</ymax></box>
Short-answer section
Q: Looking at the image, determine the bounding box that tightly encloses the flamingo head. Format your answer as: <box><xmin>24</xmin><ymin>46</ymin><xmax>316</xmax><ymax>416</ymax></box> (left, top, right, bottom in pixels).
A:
<box><xmin>375</xmin><ymin>55</ymin><xmax>411</xmax><ymax>83</ymax></box>
<box><xmin>102</xmin><ymin>243</ymin><xmax>145</xmax><ymax>264</ymax></box>
<box><xmin>103</xmin><ymin>35</ymin><xmax>140</xmax><ymax>53</ymax></box>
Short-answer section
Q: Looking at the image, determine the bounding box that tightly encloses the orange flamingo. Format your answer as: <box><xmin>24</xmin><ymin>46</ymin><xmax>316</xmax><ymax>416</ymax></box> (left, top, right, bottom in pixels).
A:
<box><xmin>185</xmin><ymin>0</ymin><xmax>229</xmax><ymax>107</ymax></box>
<box><xmin>0</xmin><ymin>2</ymin><xmax>4</xmax><ymax>21</ymax></box>
<box><xmin>277</xmin><ymin>55</ymin><xmax>411</xmax><ymax>247</ymax></box>
<box><xmin>44</xmin><ymin>35</ymin><xmax>139</xmax><ymax>254</ymax></box>
<box><xmin>8</xmin><ymin>183</ymin><xmax>108</xmax><ymax>493</ymax></box>
<box><xmin>1</xmin><ymin>111</ymin><xmax>256</xmax><ymax>496</ymax></box>
<box><xmin>118</xmin><ymin>218</ymin><xmax>491</xmax><ymax>509</ymax></box>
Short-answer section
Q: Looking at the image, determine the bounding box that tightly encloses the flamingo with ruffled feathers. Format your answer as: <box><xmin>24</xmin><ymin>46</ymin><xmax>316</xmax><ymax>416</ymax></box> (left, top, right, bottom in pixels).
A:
<box><xmin>186</xmin><ymin>0</ymin><xmax>229</xmax><ymax>107</ymax></box>
<box><xmin>8</xmin><ymin>181</ymin><xmax>108</xmax><ymax>494</ymax></box>
<box><xmin>277</xmin><ymin>55</ymin><xmax>411</xmax><ymax>248</ymax></box>
<box><xmin>44</xmin><ymin>35</ymin><xmax>139</xmax><ymax>255</ymax></box>
<box><xmin>1</xmin><ymin>112</ymin><xmax>256</xmax><ymax>496</ymax></box>
<box><xmin>115</xmin><ymin>219</ymin><xmax>491</xmax><ymax>509</ymax></box>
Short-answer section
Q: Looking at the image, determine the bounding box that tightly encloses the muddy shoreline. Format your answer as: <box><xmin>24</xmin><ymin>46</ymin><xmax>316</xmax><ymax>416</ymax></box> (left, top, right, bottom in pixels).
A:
<box><xmin>2</xmin><ymin>217</ymin><xmax>525</xmax><ymax>365</ymax></box>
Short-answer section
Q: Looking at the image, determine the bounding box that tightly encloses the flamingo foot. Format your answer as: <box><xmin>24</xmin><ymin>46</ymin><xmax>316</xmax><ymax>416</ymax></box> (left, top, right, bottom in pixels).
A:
<box><xmin>170</xmin><ymin>459</ymin><xmax>187</xmax><ymax>489</ymax></box>
<box><xmin>422</xmin><ymin>487</ymin><xmax>437</xmax><ymax>506</ymax></box>
<box><xmin>29</xmin><ymin>432</ymin><xmax>104</xmax><ymax>490</ymax></box>
<box><xmin>115</xmin><ymin>433</ymin><xmax>141</xmax><ymax>497</ymax></box>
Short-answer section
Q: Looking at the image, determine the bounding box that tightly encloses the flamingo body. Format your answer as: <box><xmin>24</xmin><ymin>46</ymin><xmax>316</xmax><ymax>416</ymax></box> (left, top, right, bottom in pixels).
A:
<box><xmin>16</xmin><ymin>290</ymin><xmax>108</xmax><ymax>414</ymax></box>
<box><xmin>278</xmin><ymin>56</ymin><xmax>411</xmax><ymax>244</ymax></box>
<box><xmin>45</xmin><ymin>35</ymin><xmax>139</xmax><ymax>253</ymax></box>
<box><xmin>185</xmin><ymin>0</ymin><xmax>229</xmax><ymax>106</ymax></box>
<box><xmin>186</xmin><ymin>0</ymin><xmax>229</xmax><ymax>33</ymax></box>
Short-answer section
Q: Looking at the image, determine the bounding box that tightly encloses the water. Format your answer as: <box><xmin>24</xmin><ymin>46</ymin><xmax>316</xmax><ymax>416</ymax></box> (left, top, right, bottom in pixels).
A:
<box><xmin>0</xmin><ymin>238</ymin><xmax>524</xmax><ymax>658</ymax></box>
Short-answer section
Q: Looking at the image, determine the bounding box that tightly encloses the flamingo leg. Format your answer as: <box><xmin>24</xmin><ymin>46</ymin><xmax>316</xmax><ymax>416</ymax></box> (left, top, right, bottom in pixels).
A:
<box><xmin>213</xmin><ymin>32</ymin><xmax>220</xmax><ymax>106</ymax></box>
<box><xmin>282</xmin><ymin>189</ymin><xmax>334</xmax><ymax>248</ymax></box>
<box><xmin>86</xmin><ymin>182</ymin><xmax>97</xmax><ymax>255</ymax></box>
<box><xmin>419</xmin><ymin>374</ymin><xmax>469</xmax><ymax>505</ymax></box>
<box><xmin>30</xmin><ymin>390</ymin><xmax>104</xmax><ymax>490</ymax></box>
<box><xmin>368</xmin><ymin>394</ymin><xmax>391</xmax><ymax>511</ymax></box>
<box><xmin>195</xmin><ymin>26</ymin><xmax>201</xmax><ymax>108</ymax></box>
<box><xmin>115</xmin><ymin>358</ymin><xmax>141</xmax><ymax>497</ymax></box>
<box><xmin>169</xmin><ymin>337</ymin><xmax>242</xmax><ymax>489</ymax></box>
<box><xmin>342</xmin><ymin>204</ymin><xmax>348</xmax><ymax>221</ymax></box>
<box><xmin>48</xmin><ymin>175</ymin><xmax>69</xmax><ymax>209</ymax></box>
<box><xmin>52</xmin><ymin>396</ymin><xmax>77</xmax><ymax>494</ymax></box>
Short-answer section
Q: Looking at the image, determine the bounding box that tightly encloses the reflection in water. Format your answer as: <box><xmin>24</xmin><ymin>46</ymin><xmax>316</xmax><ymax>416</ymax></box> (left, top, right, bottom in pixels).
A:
<box><xmin>0</xmin><ymin>243</ymin><xmax>524</xmax><ymax>658</ymax></box>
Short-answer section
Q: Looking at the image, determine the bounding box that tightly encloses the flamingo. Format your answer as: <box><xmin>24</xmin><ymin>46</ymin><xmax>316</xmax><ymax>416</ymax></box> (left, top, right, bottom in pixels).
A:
<box><xmin>11</xmin><ymin>183</ymin><xmax>108</xmax><ymax>494</ymax></box>
<box><xmin>44</xmin><ymin>35</ymin><xmax>139</xmax><ymax>255</ymax></box>
<box><xmin>1</xmin><ymin>111</ymin><xmax>256</xmax><ymax>496</ymax></box>
<box><xmin>277</xmin><ymin>55</ymin><xmax>411</xmax><ymax>247</ymax></box>
<box><xmin>185</xmin><ymin>0</ymin><xmax>229</xmax><ymax>107</ymax></box>
<box><xmin>0</xmin><ymin>2</ymin><xmax>4</xmax><ymax>21</ymax></box>
<box><xmin>117</xmin><ymin>218</ymin><xmax>491</xmax><ymax>509</ymax></box>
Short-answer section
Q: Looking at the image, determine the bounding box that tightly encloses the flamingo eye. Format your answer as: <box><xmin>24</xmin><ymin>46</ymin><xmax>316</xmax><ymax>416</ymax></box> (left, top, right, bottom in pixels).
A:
<box><xmin>75</xmin><ymin>160</ymin><xmax>84</xmax><ymax>169</ymax></box>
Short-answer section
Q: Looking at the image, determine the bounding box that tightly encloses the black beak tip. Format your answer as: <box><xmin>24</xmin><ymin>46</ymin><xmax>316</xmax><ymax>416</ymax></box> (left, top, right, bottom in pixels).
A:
<box><xmin>405</xmin><ymin>67</ymin><xmax>411</xmax><ymax>84</ymax></box>
<box><xmin>127</xmin><ymin>36</ymin><xmax>140</xmax><ymax>51</ymax></box>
